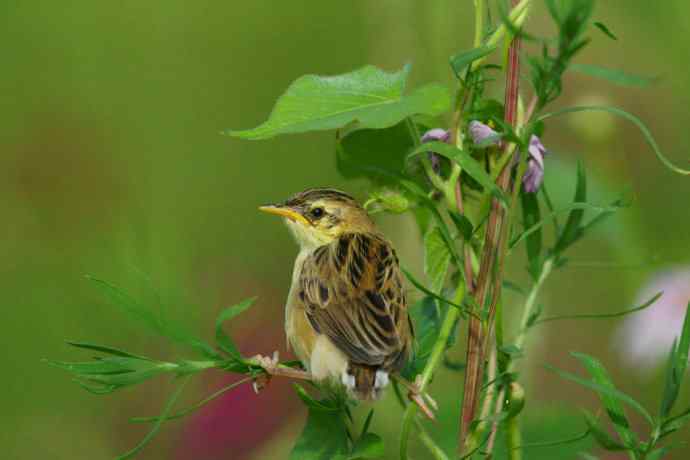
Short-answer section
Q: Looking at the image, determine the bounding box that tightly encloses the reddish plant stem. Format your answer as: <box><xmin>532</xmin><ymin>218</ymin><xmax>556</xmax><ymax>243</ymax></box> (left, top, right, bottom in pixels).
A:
<box><xmin>459</xmin><ymin>1</ymin><xmax>522</xmax><ymax>449</ymax></box>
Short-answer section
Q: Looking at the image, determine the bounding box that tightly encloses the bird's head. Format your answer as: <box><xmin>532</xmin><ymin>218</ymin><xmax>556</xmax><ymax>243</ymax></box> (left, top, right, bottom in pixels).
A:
<box><xmin>259</xmin><ymin>188</ymin><xmax>376</xmax><ymax>250</ymax></box>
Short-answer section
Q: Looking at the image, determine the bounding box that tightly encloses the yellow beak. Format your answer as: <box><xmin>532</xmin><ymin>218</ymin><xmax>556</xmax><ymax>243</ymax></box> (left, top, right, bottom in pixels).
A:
<box><xmin>258</xmin><ymin>205</ymin><xmax>310</xmax><ymax>225</ymax></box>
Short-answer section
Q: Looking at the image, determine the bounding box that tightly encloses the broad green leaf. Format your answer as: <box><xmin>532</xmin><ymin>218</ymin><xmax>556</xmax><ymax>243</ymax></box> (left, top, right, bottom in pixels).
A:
<box><xmin>593</xmin><ymin>21</ymin><xmax>617</xmax><ymax>40</ymax></box>
<box><xmin>349</xmin><ymin>433</ymin><xmax>385</xmax><ymax>459</ymax></box>
<box><xmin>116</xmin><ymin>376</ymin><xmax>190</xmax><ymax>460</ymax></box>
<box><xmin>521</xmin><ymin>191</ymin><xmax>542</xmax><ymax>279</ymax></box>
<box><xmin>554</xmin><ymin>161</ymin><xmax>587</xmax><ymax>253</ymax></box>
<box><xmin>539</xmin><ymin>106</ymin><xmax>690</xmax><ymax>175</ymax></box>
<box><xmin>408</xmin><ymin>141</ymin><xmax>507</xmax><ymax>204</ymax></box>
<box><xmin>424</xmin><ymin>226</ymin><xmax>451</xmax><ymax>293</ymax></box>
<box><xmin>545</xmin><ymin>362</ymin><xmax>654</xmax><ymax>426</ymax></box>
<box><xmin>571</xmin><ymin>64</ymin><xmax>654</xmax><ymax>87</ymax></box>
<box><xmin>226</xmin><ymin>64</ymin><xmax>450</xmax><ymax>139</ymax></box>
<box><xmin>582</xmin><ymin>411</ymin><xmax>628</xmax><ymax>451</ymax></box>
<box><xmin>571</xmin><ymin>353</ymin><xmax>636</xmax><ymax>448</ymax></box>
<box><xmin>290</xmin><ymin>406</ymin><xmax>349</xmax><ymax>460</ymax></box>
<box><xmin>660</xmin><ymin>302</ymin><xmax>690</xmax><ymax>417</ymax></box>
<box><xmin>450</xmin><ymin>46</ymin><xmax>497</xmax><ymax>78</ymax></box>
<box><xmin>215</xmin><ymin>297</ymin><xmax>256</xmax><ymax>358</ymax></box>
<box><xmin>337</xmin><ymin>123</ymin><xmax>414</xmax><ymax>183</ymax></box>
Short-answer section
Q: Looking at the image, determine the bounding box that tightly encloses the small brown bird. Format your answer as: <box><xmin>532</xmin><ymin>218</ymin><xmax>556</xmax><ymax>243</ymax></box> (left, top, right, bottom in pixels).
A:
<box><xmin>259</xmin><ymin>188</ymin><xmax>413</xmax><ymax>400</ymax></box>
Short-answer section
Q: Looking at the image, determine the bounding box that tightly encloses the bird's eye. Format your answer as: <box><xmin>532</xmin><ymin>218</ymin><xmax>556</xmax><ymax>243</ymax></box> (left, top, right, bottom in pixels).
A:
<box><xmin>310</xmin><ymin>207</ymin><xmax>325</xmax><ymax>219</ymax></box>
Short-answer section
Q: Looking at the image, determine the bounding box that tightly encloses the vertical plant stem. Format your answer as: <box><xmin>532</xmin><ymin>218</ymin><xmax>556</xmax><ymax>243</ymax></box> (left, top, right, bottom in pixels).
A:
<box><xmin>400</xmin><ymin>281</ymin><xmax>464</xmax><ymax>460</ymax></box>
<box><xmin>460</xmin><ymin>0</ymin><xmax>524</xmax><ymax>451</ymax></box>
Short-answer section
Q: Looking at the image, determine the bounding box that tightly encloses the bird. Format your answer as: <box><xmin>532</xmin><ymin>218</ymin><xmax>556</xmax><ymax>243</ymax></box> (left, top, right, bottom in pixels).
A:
<box><xmin>258</xmin><ymin>187</ymin><xmax>413</xmax><ymax>401</ymax></box>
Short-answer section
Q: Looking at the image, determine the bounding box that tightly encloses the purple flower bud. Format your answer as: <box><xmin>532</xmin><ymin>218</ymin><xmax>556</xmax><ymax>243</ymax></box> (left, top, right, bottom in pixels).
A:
<box><xmin>612</xmin><ymin>267</ymin><xmax>690</xmax><ymax>373</ymax></box>
<box><xmin>420</xmin><ymin>128</ymin><xmax>449</xmax><ymax>174</ymax></box>
<box><xmin>468</xmin><ymin>121</ymin><xmax>500</xmax><ymax>147</ymax></box>
<box><xmin>522</xmin><ymin>135</ymin><xmax>548</xmax><ymax>193</ymax></box>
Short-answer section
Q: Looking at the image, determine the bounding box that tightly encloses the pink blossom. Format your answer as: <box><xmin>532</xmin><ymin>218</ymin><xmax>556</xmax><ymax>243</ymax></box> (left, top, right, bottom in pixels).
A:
<box><xmin>612</xmin><ymin>266</ymin><xmax>690</xmax><ymax>372</ymax></box>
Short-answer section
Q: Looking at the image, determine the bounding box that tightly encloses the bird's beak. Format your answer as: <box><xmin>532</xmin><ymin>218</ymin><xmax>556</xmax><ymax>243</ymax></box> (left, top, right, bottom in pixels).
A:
<box><xmin>258</xmin><ymin>205</ymin><xmax>310</xmax><ymax>225</ymax></box>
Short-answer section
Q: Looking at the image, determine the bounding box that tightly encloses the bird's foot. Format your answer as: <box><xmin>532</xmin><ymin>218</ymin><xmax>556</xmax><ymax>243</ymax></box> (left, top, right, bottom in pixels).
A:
<box><xmin>401</xmin><ymin>375</ymin><xmax>438</xmax><ymax>421</ymax></box>
<box><xmin>250</xmin><ymin>351</ymin><xmax>280</xmax><ymax>393</ymax></box>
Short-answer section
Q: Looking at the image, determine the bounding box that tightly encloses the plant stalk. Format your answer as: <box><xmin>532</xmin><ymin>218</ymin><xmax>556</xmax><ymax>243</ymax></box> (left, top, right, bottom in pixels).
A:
<box><xmin>399</xmin><ymin>281</ymin><xmax>464</xmax><ymax>460</ymax></box>
<box><xmin>459</xmin><ymin>0</ymin><xmax>524</xmax><ymax>451</ymax></box>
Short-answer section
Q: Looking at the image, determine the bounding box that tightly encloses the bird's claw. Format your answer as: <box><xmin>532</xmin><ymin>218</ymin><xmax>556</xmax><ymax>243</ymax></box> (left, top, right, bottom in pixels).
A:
<box><xmin>251</xmin><ymin>351</ymin><xmax>280</xmax><ymax>393</ymax></box>
<box><xmin>408</xmin><ymin>375</ymin><xmax>438</xmax><ymax>421</ymax></box>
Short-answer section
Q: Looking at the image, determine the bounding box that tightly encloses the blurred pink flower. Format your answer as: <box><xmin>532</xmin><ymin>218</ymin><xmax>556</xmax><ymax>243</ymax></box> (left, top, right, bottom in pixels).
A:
<box><xmin>613</xmin><ymin>266</ymin><xmax>690</xmax><ymax>372</ymax></box>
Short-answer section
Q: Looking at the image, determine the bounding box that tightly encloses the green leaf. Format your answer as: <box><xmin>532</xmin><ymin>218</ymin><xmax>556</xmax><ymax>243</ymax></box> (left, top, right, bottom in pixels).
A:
<box><xmin>402</xmin><ymin>297</ymin><xmax>442</xmax><ymax>379</ymax></box>
<box><xmin>349</xmin><ymin>433</ymin><xmax>385</xmax><ymax>459</ymax></box>
<box><xmin>660</xmin><ymin>302</ymin><xmax>690</xmax><ymax>417</ymax></box>
<box><xmin>337</xmin><ymin>123</ymin><xmax>414</xmax><ymax>183</ymax></box>
<box><xmin>571</xmin><ymin>63</ymin><xmax>654</xmax><ymax>87</ymax></box>
<box><xmin>116</xmin><ymin>376</ymin><xmax>190</xmax><ymax>460</ymax></box>
<box><xmin>593</xmin><ymin>21</ymin><xmax>617</xmax><ymax>40</ymax></box>
<box><xmin>538</xmin><ymin>106</ymin><xmax>690</xmax><ymax>175</ymax></box>
<box><xmin>646</xmin><ymin>446</ymin><xmax>672</xmax><ymax>460</ymax></box>
<box><xmin>450</xmin><ymin>46</ymin><xmax>497</xmax><ymax>78</ymax></box>
<box><xmin>293</xmin><ymin>384</ymin><xmax>341</xmax><ymax>412</ymax></box>
<box><xmin>424</xmin><ymin>226</ymin><xmax>452</xmax><ymax>294</ymax></box>
<box><xmin>521</xmin><ymin>191</ymin><xmax>542</xmax><ymax>278</ymax></box>
<box><xmin>554</xmin><ymin>160</ymin><xmax>587</xmax><ymax>253</ymax></box>
<box><xmin>226</xmin><ymin>64</ymin><xmax>450</xmax><ymax>139</ymax></box>
<box><xmin>535</xmin><ymin>292</ymin><xmax>662</xmax><ymax>325</ymax></box>
<box><xmin>660</xmin><ymin>406</ymin><xmax>690</xmax><ymax>438</ymax></box>
<box><xmin>510</xmin><ymin>202</ymin><xmax>621</xmax><ymax>253</ymax></box>
<box><xmin>65</xmin><ymin>341</ymin><xmax>150</xmax><ymax>360</ymax></box>
<box><xmin>571</xmin><ymin>353</ymin><xmax>636</xmax><ymax>448</ymax></box>
<box><xmin>215</xmin><ymin>297</ymin><xmax>256</xmax><ymax>358</ymax></box>
<box><xmin>290</xmin><ymin>406</ymin><xmax>349</xmax><ymax>460</ymax></box>
<box><xmin>85</xmin><ymin>276</ymin><xmax>219</xmax><ymax>359</ymax></box>
<box><xmin>401</xmin><ymin>268</ymin><xmax>474</xmax><ymax>318</ymax></box>
<box><xmin>448</xmin><ymin>211</ymin><xmax>474</xmax><ymax>241</ymax></box>
<box><xmin>545</xmin><ymin>362</ymin><xmax>654</xmax><ymax>427</ymax></box>
<box><xmin>408</xmin><ymin>141</ymin><xmax>507</xmax><ymax>204</ymax></box>
<box><xmin>582</xmin><ymin>411</ymin><xmax>628</xmax><ymax>451</ymax></box>
<box><xmin>360</xmin><ymin>409</ymin><xmax>374</xmax><ymax>438</ymax></box>
<box><xmin>131</xmin><ymin>376</ymin><xmax>253</xmax><ymax>424</ymax></box>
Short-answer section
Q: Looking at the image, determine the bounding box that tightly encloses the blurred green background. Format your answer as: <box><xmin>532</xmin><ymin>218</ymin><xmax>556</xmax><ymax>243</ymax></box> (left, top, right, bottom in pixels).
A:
<box><xmin>2</xmin><ymin>1</ymin><xmax>689</xmax><ymax>459</ymax></box>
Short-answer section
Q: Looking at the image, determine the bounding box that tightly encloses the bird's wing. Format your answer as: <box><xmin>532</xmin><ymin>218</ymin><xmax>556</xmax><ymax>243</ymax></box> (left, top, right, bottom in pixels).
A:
<box><xmin>298</xmin><ymin>232</ymin><xmax>412</xmax><ymax>370</ymax></box>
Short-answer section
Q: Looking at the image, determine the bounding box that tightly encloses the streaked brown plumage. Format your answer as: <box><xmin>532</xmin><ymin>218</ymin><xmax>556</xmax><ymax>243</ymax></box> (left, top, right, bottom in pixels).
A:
<box><xmin>260</xmin><ymin>188</ymin><xmax>413</xmax><ymax>400</ymax></box>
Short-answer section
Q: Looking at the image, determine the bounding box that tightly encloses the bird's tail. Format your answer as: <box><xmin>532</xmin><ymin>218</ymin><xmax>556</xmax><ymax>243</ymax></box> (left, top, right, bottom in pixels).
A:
<box><xmin>347</xmin><ymin>363</ymin><xmax>388</xmax><ymax>401</ymax></box>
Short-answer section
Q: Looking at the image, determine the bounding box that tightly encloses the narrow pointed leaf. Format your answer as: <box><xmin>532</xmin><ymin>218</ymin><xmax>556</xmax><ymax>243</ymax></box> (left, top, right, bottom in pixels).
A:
<box><xmin>450</xmin><ymin>46</ymin><xmax>497</xmax><ymax>78</ymax></box>
<box><xmin>521</xmin><ymin>191</ymin><xmax>542</xmax><ymax>278</ymax></box>
<box><xmin>593</xmin><ymin>22</ymin><xmax>617</xmax><ymax>40</ymax></box>
<box><xmin>539</xmin><ymin>106</ymin><xmax>690</xmax><ymax>175</ymax></box>
<box><xmin>582</xmin><ymin>412</ymin><xmax>628</xmax><ymax>451</ymax></box>
<box><xmin>215</xmin><ymin>297</ymin><xmax>256</xmax><ymax>358</ymax></box>
<box><xmin>408</xmin><ymin>141</ymin><xmax>507</xmax><ymax>204</ymax></box>
<box><xmin>226</xmin><ymin>64</ymin><xmax>450</xmax><ymax>139</ymax></box>
<box><xmin>116</xmin><ymin>376</ymin><xmax>190</xmax><ymax>460</ymax></box>
<box><xmin>545</xmin><ymin>363</ymin><xmax>654</xmax><ymax>426</ymax></box>
<box><xmin>660</xmin><ymin>302</ymin><xmax>690</xmax><ymax>417</ymax></box>
<box><xmin>554</xmin><ymin>160</ymin><xmax>587</xmax><ymax>253</ymax></box>
<box><xmin>571</xmin><ymin>353</ymin><xmax>636</xmax><ymax>447</ymax></box>
<box><xmin>571</xmin><ymin>64</ymin><xmax>654</xmax><ymax>87</ymax></box>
